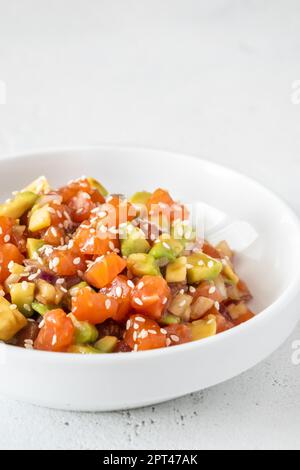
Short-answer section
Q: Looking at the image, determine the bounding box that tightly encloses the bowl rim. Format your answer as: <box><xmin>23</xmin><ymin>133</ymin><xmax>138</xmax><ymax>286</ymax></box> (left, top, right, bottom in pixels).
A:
<box><xmin>1</xmin><ymin>144</ymin><xmax>300</xmax><ymax>364</ymax></box>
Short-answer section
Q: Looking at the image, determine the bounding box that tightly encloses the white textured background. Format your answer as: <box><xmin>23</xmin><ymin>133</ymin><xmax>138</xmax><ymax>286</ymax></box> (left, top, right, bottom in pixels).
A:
<box><xmin>0</xmin><ymin>0</ymin><xmax>300</xmax><ymax>450</ymax></box>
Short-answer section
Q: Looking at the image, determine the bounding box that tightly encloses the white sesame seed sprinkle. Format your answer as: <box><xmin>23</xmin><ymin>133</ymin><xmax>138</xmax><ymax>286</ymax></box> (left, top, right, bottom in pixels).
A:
<box><xmin>135</xmin><ymin>316</ymin><xmax>146</xmax><ymax>323</ymax></box>
<box><xmin>4</xmin><ymin>234</ymin><xmax>10</xmax><ymax>243</ymax></box>
<box><xmin>134</xmin><ymin>297</ymin><xmax>143</xmax><ymax>306</ymax></box>
<box><xmin>73</xmin><ymin>257</ymin><xmax>81</xmax><ymax>265</ymax></box>
<box><xmin>170</xmin><ymin>334</ymin><xmax>180</xmax><ymax>343</ymax></box>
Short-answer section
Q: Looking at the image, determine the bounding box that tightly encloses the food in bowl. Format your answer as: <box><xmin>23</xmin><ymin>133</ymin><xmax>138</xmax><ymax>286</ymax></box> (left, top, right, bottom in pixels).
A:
<box><xmin>0</xmin><ymin>175</ymin><xmax>254</xmax><ymax>354</ymax></box>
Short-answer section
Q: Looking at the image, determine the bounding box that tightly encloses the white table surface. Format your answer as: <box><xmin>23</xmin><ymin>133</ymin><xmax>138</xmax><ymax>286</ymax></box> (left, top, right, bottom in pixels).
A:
<box><xmin>0</xmin><ymin>0</ymin><xmax>300</xmax><ymax>450</ymax></box>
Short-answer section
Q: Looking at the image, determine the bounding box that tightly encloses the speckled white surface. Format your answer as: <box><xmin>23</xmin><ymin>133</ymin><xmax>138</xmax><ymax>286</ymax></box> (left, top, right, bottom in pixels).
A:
<box><xmin>0</xmin><ymin>0</ymin><xmax>300</xmax><ymax>450</ymax></box>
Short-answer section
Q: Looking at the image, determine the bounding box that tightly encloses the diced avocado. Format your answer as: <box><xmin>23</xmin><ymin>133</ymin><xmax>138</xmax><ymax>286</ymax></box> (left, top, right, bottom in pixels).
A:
<box><xmin>130</xmin><ymin>191</ymin><xmax>151</xmax><ymax>206</ymax></box>
<box><xmin>9</xmin><ymin>263</ymin><xmax>26</xmax><ymax>276</ymax></box>
<box><xmin>0</xmin><ymin>191</ymin><xmax>38</xmax><ymax>219</ymax></box>
<box><xmin>26</xmin><ymin>238</ymin><xmax>45</xmax><ymax>259</ymax></box>
<box><xmin>222</xmin><ymin>263</ymin><xmax>239</xmax><ymax>285</ymax></box>
<box><xmin>23</xmin><ymin>176</ymin><xmax>50</xmax><ymax>195</ymax></box>
<box><xmin>165</xmin><ymin>256</ymin><xmax>187</xmax><ymax>283</ymax></box>
<box><xmin>190</xmin><ymin>315</ymin><xmax>217</xmax><ymax>341</ymax></box>
<box><xmin>69</xmin><ymin>314</ymin><xmax>98</xmax><ymax>344</ymax></box>
<box><xmin>0</xmin><ymin>297</ymin><xmax>27</xmax><ymax>341</ymax></box>
<box><xmin>87</xmin><ymin>177</ymin><xmax>108</xmax><ymax>197</ymax></box>
<box><xmin>69</xmin><ymin>282</ymin><xmax>89</xmax><ymax>297</ymax></box>
<box><xmin>94</xmin><ymin>335</ymin><xmax>118</xmax><ymax>353</ymax></box>
<box><xmin>127</xmin><ymin>253</ymin><xmax>161</xmax><ymax>277</ymax></box>
<box><xmin>31</xmin><ymin>301</ymin><xmax>54</xmax><ymax>316</ymax></box>
<box><xmin>67</xmin><ymin>344</ymin><xmax>101</xmax><ymax>354</ymax></box>
<box><xmin>160</xmin><ymin>313</ymin><xmax>181</xmax><ymax>326</ymax></box>
<box><xmin>187</xmin><ymin>253</ymin><xmax>222</xmax><ymax>284</ymax></box>
<box><xmin>171</xmin><ymin>220</ymin><xmax>196</xmax><ymax>245</ymax></box>
<box><xmin>120</xmin><ymin>224</ymin><xmax>150</xmax><ymax>257</ymax></box>
<box><xmin>10</xmin><ymin>282</ymin><xmax>35</xmax><ymax>317</ymax></box>
<box><xmin>28</xmin><ymin>205</ymin><xmax>51</xmax><ymax>232</ymax></box>
<box><xmin>36</xmin><ymin>279</ymin><xmax>63</xmax><ymax>305</ymax></box>
<box><xmin>150</xmin><ymin>237</ymin><xmax>183</xmax><ymax>262</ymax></box>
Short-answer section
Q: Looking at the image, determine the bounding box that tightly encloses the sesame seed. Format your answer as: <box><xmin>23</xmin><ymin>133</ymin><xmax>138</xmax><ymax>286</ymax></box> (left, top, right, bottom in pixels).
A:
<box><xmin>127</xmin><ymin>280</ymin><xmax>135</xmax><ymax>289</ymax></box>
<box><xmin>162</xmin><ymin>297</ymin><xmax>168</xmax><ymax>305</ymax></box>
<box><xmin>8</xmin><ymin>261</ymin><xmax>15</xmax><ymax>271</ymax></box>
<box><xmin>56</xmin><ymin>278</ymin><xmax>65</xmax><ymax>285</ymax></box>
<box><xmin>135</xmin><ymin>316</ymin><xmax>145</xmax><ymax>322</ymax></box>
<box><xmin>105</xmin><ymin>299</ymin><xmax>111</xmax><ymax>310</ymax></box>
<box><xmin>52</xmin><ymin>257</ymin><xmax>60</xmax><ymax>267</ymax></box>
<box><xmin>4</xmin><ymin>235</ymin><xmax>10</xmax><ymax>243</ymax></box>
<box><xmin>73</xmin><ymin>257</ymin><xmax>81</xmax><ymax>266</ymax></box>
<box><xmin>133</xmin><ymin>331</ymin><xmax>138</xmax><ymax>341</ymax></box>
<box><xmin>137</xmin><ymin>282</ymin><xmax>144</xmax><ymax>290</ymax></box>
<box><xmin>23</xmin><ymin>304</ymin><xmax>31</xmax><ymax>312</ymax></box>
<box><xmin>208</xmin><ymin>261</ymin><xmax>214</xmax><ymax>268</ymax></box>
<box><xmin>133</xmin><ymin>323</ymin><xmax>139</xmax><ymax>330</ymax></box>
<box><xmin>170</xmin><ymin>335</ymin><xmax>179</xmax><ymax>343</ymax></box>
<box><xmin>163</xmin><ymin>242</ymin><xmax>171</xmax><ymax>250</ymax></box>
<box><xmin>134</xmin><ymin>298</ymin><xmax>143</xmax><ymax>306</ymax></box>
<box><xmin>116</xmin><ymin>286</ymin><xmax>123</xmax><ymax>298</ymax></box>
<box><xmin>148</xmin><ymin>329</ymin><xmax>157</xmax><ymax>335</ymax></box>
<box><xmin>126</xmin><ymin>320</ymin><xmax>131</xmax><ymax>330</ymax></box>
<box><xmin>209</xmin><ymin>286</ymin><xmax>216</xmax><ymax>295</ymax></box>
<box><xmin>160</xmin><ymin>328</ymin><xmax>167</xmax><ymax>335</ymax></box>
<box><xmin>189</xmin><ymin>286</ymin><xmax>196</xmax><ymax>293</ymax></box>
<box><xmin>166</xmin><ymin>338</ymin><xmax>172</xmax><ymax>347</ymax></box>
<box><xmin>198</xmin><ymin>260</ymin><xmax>205</xmax><ymax>266</ymax></box>
<box><xmin>0</xmin><ymin>227</ymin><xmax>2</xmax><ymax>235</ymax></box>
<box><xmin>51</xmin><ymin>334</ymin><xmax>57</xmax><ymax>346</ymax></box>
<box><xmin>214</xmin><ymin>301</ymin><xmax>220</xmax><ymax>311</ymax></box>
<box><xmin>139</xmin><ymin>329</ymin><xmax>148</xmax><ymax>339</ymax></box>
<box><xmin>50</xmin><ymin>227</ymin><xmax>57</xmax><ymax>237</ymax></box>
<box><xmin>10</xmin><ymin>304</ymin><xmax>17</xmax><ymax>310</ymax></box>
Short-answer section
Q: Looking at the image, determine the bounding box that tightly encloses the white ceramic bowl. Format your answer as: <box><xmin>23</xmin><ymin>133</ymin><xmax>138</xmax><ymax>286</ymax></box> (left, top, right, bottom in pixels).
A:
<box><xmin>0</xmin><ymin>146</ymin><xmax>300</xmax><ymax>411</ymax></box>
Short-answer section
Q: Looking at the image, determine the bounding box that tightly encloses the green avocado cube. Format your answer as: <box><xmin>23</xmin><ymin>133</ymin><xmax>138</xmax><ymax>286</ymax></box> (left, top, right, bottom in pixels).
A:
<box><xmin>171</xmin><ymin>220</ymin><xmax>196</xmax><ymax>246</ymax></box>
<box><xmin>67</xmin><ymin>344</ymin><xmax>101</xmax><ymax>354</ymax></box>
<box><xmin>69</xmin><ymin>314</ymin><xmax>99</xmax><ymax>344</ymax></box>
<box><xmin>130</xmin><ymin>191</ymin><xmax>152</xmax><ymax>206</ymax></box>
<box><xmin>120</xmin><ymin>224</ymin><xmax>150</xmax><ymax>257</ymax></box>
<box><xmin>28</xmin><ymin>205</ymin><xmax>51</xmax><ymax>232</ymax></box>
<box><xmin>0</xmin><ymin>191</ymin><xmax>38</xmax><ymax>219</ymax></box>
<box><xmin>165</xmin><ymin>256</ymin><xmax>187</xmax><ymax>283</ymax></box>
<box><xmin>69</xmin><ymin>282</ymin><xmax>89</xmax><ymax>297</ymax></box>
<box><xmin>26</xmin><ymin>238</ymin><xmax>45</xmax><ymax>259</ymax></box>
<box><xmin>150</xmin><ymin>237</ymin><xmax>183</xmax><ymax>262</ymax></box>
<box><xmin>127</xmin><ymin>253</ymin><xmax>161</xmax><ymax>277</ymax></box>
<box><xmin>94</xmin><ymin>336</ymin><xmax>118</xmax><ymax>353</ymax></box>
<box><xmin>10</xmin><ymin>282</ymin><xmax>35</xmax><ymax>317</ymax></box>
<box><xmin>222</xmin><ymin>263</ymin><xmax>239</xmax><ymax>285</ymax></box>
<box><xmin>23</xmin><ymin>176</ymin><xmax>51</xmax><ymax>195</ymax></box>
<box><xmin>160</xmin><ymin>313</ymin><xmax>181</xmax><ymax>326</ymax></box>
<box><xmin>31</xmin><ymin>301</ymin><xmax>54</xmax><ymax>316</ymax></box>
<box><xmin>0</xmin><ymin>297</ymin><xmax>27</xmax><ymax>341</ymax></box>
<box><xmin>87</xmin><ymin>177</ymin><xmax>108</xmax><ymax>197</ymax></box>
<box><xmin>187</xmin><ymin>253</ymin><xmax>223</xmax><ymax>284</ymax></box>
